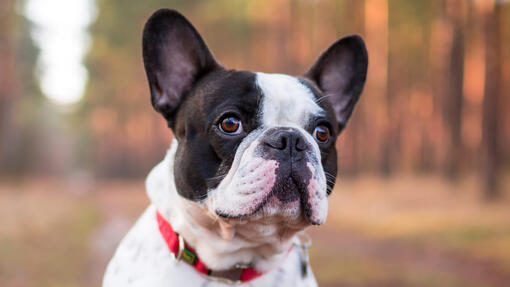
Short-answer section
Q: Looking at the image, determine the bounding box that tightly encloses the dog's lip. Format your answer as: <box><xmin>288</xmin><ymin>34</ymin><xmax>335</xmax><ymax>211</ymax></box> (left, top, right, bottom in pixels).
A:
<box><xmin>214</xmin><ymin>200</ymin><xmax>322</xmax><ymax>225</ymax></box>
<box><xmin>214</xmin><ymin>182</ymin><xmax>323</xmax><ymax>225</ymax></box>
<box><xmin>214</xmin><ymin>196</ymin><xmax>269</xmax><ymax>220</ymax></box>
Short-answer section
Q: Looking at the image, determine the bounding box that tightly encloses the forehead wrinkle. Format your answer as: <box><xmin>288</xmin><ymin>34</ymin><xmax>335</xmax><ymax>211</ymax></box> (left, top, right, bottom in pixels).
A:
<box><xmin>256</xmin><ymin>72</ymin><xmax>322</xmax><ymax>128</ymax></box>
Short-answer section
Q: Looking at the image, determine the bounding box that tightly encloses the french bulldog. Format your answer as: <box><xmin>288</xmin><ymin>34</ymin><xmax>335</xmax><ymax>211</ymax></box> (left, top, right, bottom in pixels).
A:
<box><xmin>103</xmin><ymin>9</ymin><xmax>367</xmax><ymax>287</ymax></box>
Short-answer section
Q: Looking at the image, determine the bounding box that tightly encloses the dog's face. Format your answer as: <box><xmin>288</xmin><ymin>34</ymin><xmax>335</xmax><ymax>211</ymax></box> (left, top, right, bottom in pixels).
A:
<box><xmin>143</xmin><ymin>10</ymin><xmax>367</xmax><ymax>226</ymax></box>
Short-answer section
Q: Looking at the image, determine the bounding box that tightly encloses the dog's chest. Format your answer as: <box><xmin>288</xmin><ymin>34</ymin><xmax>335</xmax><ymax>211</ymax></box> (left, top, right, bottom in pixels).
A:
<box><xmin>103</xmin><ymin>205</ymin><xmax>318</xmax><ymax>287</ymax></box>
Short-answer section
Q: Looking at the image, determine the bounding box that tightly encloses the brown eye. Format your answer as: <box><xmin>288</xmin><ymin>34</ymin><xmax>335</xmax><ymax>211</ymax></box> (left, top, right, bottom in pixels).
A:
<box><xmin>313</xmin><ymin>125</ymin><xmax>330</xmax><ymax>143</ymax></box>
<box><xmin>219</xmin><ymin>116</ymin><xmax>243</xmax><ymax>134</ymax></box>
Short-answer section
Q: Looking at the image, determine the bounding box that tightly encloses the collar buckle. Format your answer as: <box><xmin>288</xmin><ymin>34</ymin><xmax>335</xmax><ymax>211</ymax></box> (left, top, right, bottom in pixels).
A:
<box><xmin>175</xmin><ymin>233</ymin><xmax>185</xmax><ymax>261</ymax></box>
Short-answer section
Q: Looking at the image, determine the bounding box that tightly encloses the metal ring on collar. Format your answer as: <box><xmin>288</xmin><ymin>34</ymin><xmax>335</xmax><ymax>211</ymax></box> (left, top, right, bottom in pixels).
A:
<box><xmin>294</xmin><ymin>232</ymin><xmax>312</xmax><ymax>248</ymax></box>
<box><xmin>176</xmin><ymin>233</ymin><xmax>185</xmax><ymax>261</ymax></box>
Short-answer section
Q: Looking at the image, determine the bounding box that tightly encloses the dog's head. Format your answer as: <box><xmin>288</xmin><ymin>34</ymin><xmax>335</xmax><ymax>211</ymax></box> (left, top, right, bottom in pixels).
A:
<box><xmin>143</xmin><ymin>9</ymin><xmax>367</xmax><ymax>227</ymax></box>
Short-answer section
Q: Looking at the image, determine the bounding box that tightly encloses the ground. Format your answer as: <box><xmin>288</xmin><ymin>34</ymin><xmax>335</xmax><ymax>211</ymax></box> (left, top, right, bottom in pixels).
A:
<box><xmin>0</xmin><ymin>174</ymin><xmax>509</xmax><ymax>287</ymax></box>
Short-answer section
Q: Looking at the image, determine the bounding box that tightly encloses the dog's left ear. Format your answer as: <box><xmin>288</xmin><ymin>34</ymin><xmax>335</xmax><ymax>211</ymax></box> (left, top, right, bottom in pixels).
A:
<box><xmin>305</xmin><ymin>35</ymin><xmax>368</xmax><ymax>133</ymax></box>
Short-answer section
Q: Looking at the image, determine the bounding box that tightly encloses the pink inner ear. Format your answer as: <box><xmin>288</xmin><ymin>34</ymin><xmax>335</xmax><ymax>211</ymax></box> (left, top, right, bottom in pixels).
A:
<box><xmin>305</xmin><ymin>35</ymin><xmax>367</xmax><ymax>130</ymax></box>
<box><xmin>321</xmin><ymin>68</ymin><xmax>352</xmax><ymax>124</ymax></box>
<box><xmin>158</xmin><ymin>40</ymin><xmax>197</xmax><ymax>98</ymax></box>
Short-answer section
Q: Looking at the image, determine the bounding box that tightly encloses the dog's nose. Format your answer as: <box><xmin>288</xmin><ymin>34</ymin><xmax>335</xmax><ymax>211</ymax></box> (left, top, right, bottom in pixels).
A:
<box><xmin>263</xmin><ymin>128</ymin><xmax>308</xmax><ymax>158</ymax></box>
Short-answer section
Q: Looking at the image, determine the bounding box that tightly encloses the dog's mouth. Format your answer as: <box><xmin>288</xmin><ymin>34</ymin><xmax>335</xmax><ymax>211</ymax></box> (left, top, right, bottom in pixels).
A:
<box><xmin>215</xmin><ymin>170</ymin><xmax>320</xmax><ymax>225</ymax></box>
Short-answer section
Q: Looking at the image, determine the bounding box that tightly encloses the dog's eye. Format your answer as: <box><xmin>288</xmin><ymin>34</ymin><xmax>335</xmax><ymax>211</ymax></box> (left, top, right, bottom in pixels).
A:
<box><xmin>219</xmin><ymin>116</ymin><xmax>243</xmax><ymax>134</ymax></box>
<box><xmin>313</xmin><ymin>125</ymin><xmax>330</xmax><ymax>143</ymax></box>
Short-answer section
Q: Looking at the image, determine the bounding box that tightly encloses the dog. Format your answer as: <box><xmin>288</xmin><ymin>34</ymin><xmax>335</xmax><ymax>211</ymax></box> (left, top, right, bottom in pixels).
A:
<box><xmin>103</xmin><ymin>9</ymin><xmax>367</xmax><ymax>287</ymax></box>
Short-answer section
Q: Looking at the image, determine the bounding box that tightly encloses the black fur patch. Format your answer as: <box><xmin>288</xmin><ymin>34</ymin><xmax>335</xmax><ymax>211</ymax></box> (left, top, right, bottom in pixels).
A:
<box><xmin>172</xmin><ymin>70</ymin><xmax>262</xmax><ymax>200</ymax></box>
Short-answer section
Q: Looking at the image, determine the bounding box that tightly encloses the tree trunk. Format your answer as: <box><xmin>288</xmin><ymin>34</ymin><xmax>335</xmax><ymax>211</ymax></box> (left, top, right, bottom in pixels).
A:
<box><xmin>443</xmin><ymin>0</ymin><xmax>465</xmax><ymax>179</ymax></box>
<box><xmin>482</xmin><ymin>2</ymin><xmax>502</xmax><ymax>199</ymax></box>
<box><xmin>364</xmin><ymin>0</ymin><xmax>389</xmax><ymax>175</ymax></box>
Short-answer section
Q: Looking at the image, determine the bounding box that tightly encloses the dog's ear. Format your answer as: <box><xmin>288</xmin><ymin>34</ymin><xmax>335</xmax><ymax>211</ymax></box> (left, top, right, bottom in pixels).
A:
<box><xmin>143</xmin><ymin>9</ymin><xmax>220</xmax><ymax>127</ymax></box>
<box><xmin>305</xmin><ymin>35</ymin><xmax>368</xmax><ymax>133</ymax></box>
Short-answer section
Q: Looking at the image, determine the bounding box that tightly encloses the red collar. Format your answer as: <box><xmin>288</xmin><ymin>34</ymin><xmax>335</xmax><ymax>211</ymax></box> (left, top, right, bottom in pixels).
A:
<box><xmin>156</xmin><ymin>210</ymin><xmax>264</xmax><ymax>283</ymax></box>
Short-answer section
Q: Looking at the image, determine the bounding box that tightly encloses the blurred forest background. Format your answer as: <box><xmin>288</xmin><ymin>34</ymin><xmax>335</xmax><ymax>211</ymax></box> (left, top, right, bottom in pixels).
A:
<box><xmin>1</xmin><ymin>0</ymin><xmax>510</xmax><ymax>287</ymax></box>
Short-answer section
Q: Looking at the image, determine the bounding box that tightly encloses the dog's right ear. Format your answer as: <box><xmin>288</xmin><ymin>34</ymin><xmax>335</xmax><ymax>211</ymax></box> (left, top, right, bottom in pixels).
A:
<box><xmin>143</xmin><ymin>9</ymin><xmax>220</xmax><ymax>127</ymax></box>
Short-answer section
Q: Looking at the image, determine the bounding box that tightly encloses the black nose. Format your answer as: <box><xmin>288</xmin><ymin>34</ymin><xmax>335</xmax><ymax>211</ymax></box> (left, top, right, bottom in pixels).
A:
<box><xmin>262</xmin><ymin>128</ymin><xmax>308</xmax><ymax>159</ymax></box>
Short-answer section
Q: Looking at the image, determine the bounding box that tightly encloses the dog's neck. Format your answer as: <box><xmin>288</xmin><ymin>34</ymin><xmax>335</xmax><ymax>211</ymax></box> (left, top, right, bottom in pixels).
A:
<box><xmin>146</xmin><ymin>140</ymin><xmax>302</xmax><ymax>272</ymax></box>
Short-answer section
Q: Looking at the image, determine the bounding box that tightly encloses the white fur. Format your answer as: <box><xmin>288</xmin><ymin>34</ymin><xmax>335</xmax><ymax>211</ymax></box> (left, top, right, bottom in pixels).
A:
<box><xmin>305</xmin><ymin>163</ymin><xmax>328</xmax><ymax>224</ymax></box>
<box><xmin>257</xmin><ymin>72</ymin><xmax>322</xmax><ymax>128</ymax></box>
<box><xmin>257</xmin><ymin>73</ymin><xmax>328</xmax><ymax>224</ymax></box>
<box><xmin>103</xmin><ymin>144</ymin><xmax>318</xmax><ymax>287</ymax></box>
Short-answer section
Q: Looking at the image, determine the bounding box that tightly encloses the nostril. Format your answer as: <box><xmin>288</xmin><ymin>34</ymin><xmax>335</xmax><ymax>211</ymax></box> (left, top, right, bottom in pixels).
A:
<box><xmin>264</xmin><ymin>133</ymin><xmax>289</xmax><ymax>150</ymax></box>
<box><xmin>280</xmin><ymin>136</ymin><xmax>288</xmax><ymax>150</ymax></box>
<box><xmin>265</xmin><ymin>140</ymin><xmax>284</xmax><ymax>150</ymax></box>
<box><xmin>295</xmin><ymin>137</ymin><xmax>307</xmax><ymax>152</ymax></box>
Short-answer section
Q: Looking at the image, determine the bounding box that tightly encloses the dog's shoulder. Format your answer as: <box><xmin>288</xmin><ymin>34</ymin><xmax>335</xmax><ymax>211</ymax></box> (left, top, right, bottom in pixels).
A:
<box><xmin>102</xmin><ymin>205</ymin><xmax>200</xmax><ymax>286</ymax></box>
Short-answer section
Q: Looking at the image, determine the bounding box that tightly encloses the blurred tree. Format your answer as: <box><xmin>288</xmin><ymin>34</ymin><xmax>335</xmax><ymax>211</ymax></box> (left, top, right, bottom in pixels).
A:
<box><xmin>482</xmin><ymin>1</ymin><xmax>503</xmax><ymax>199</ymax></box>
<box><xmin>443</xmin><ymin>0</ymin><xmax>465</xmax><ymax>179</ymax></box>
<box><xmin>0</xmin><ymin>0</ymin><xmax>43</xmax><ymax>175</ymax></box>
<box><xmin>364</xmin><ymin>0</ymin><xmax>389</xmax><ymax>174</ymax></box>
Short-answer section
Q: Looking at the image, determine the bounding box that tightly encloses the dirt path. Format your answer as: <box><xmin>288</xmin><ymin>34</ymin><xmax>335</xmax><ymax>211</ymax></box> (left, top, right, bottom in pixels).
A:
<box><xmin>309</xmin><ymin>227</ymin><xmax>510</xmax><ymax>287</ymax></box>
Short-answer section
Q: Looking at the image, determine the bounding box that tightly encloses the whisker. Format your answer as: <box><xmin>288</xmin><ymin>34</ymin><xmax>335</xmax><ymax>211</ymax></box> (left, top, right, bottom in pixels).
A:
<box><xmin>314</xmin><ymin>94</ymin><xmax>334</xmax><ymax>105</ymax></box>
<box><xmin>207</xmin><ymin>173</ymin><xmax>227</xmax><ymax>181</ymax></box>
